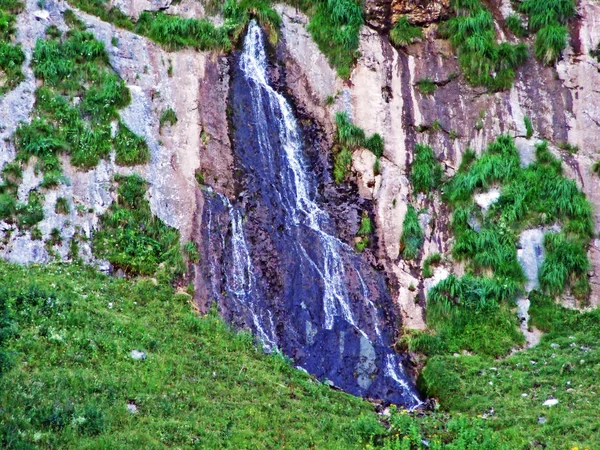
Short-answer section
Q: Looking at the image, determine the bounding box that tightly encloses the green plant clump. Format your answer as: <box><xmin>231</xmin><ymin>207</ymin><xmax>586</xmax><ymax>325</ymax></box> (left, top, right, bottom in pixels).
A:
<box><xmin>159</xmin><ymin>107</ymin><xmax>178</xmax><ymax>132</ymax></box>
<box><xmin>389</xmin><ymin>16</ymin><xmax>423</xmax><ymax>47</ymax></box>
<box><xmin>410</xmin><ymin>144</ymin><xmax>443</xmax><ymax>194</ymax></box>
<box><xmin>415</xmin><ymin>77</ymin><xmax>437</xmax><ymax>96</ymax></box>
<box><xmin>519</xmin><ymin>0</ymin><xmax>576</xmax><ymax>65</ymax></box>
<box><xmin>92</xmin><ymin>174</ymin><xmax>185</xmax><ymax>281</ymax></box>
<box><xmin>425</xmin><ymin>136</ymin><xmax>593</xmax><ymax>357</ymax></box>
<box><xmin>422</xmin><ymin>253</ymin><xmax>441</xmax><ymax>278</ymax></box>
<box><xmin>0</xmin><ymin>262</ymin><xmax>374</xmax><ymax>449</ymax></box>
<box><xmin>333</xmin><ymin>112</ymin><xmax>384</xmax><ymax>183</ymax></box>
<box><xmin>0</xmin><ymin>0</ymin><xmax>25</xmax><ymax>95</ymax></box>
<box><xmin>524</xmin><ymin>115</ymin><xmax>533</xmax><ymax>138</ymax></box>
<box><xmin>15</xmin><ymin>26</ymin><xmax>139</xmax><ymax>178</ymax></box>
<box><xmin>442</xmin><ymin>0</ymin><xmax>528</xmax><ymax>90</ymax></box>
<box><xmin>400</xmin><ymin>205</ymin><xmax>423</xmax><ymax>260</ymax></box>
<box><xmin>114</xmin><ymin>122</ymin><xmax>150</xmax><ymax>166</ymax></box>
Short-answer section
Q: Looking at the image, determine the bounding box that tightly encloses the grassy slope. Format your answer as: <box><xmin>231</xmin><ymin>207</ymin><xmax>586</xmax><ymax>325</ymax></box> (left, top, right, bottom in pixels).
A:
<box><xmin>0</xmin><ymin>262</ymin><xmax>372</xmax><ymax>449</ymax></box>
<box><xmin>416</xmin><ymin>293</ymin><xmax>600</xmax><ymax>449</ymax></box>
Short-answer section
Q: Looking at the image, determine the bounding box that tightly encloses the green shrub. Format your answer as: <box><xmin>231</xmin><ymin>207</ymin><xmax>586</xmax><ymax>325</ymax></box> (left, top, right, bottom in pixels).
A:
<box><xmin>364</xmin><ymin>134</ymin><xmax>384</xmax><ymax>158</ymax></box>
<box><xmin>333</xmin><ymin>146</ymin><xmax>352</xmax><ymax>184</ymax></box>
<box><xmin>591</xmin><ymin>41</ymin><xmax>600</xmax><ymax>61</ymax></box>
<box><xmin>184</xmin><ymin>241</ymin><xmax>200</xmax><ymax>263</ymax></box>
<box><xmin>534</xmin><ymin>24</ymin><xmax>568</xmax><ymax>65</ymax></box>
<box><xmin>416</xmin><ymin>78</ymin><xmax>437</xmax><ymax>96</ymax></box>
<box><xmin>335</xmin><ymin>112</ymin><xmax>365</xmax><ymax>148</ymax></box>
<box><xmin>539</xmin><ymin>232</ymin><xmax>589</xmax><ymax>299</ymax></box>
<box><xmin>524</xmin><ymin>115</ymin><xmax>533</xmax><ymax>138</ymax></box>
<box><xmin>389</xmin><ymin>16</ymin><xmax>422</xmax><ymax>46</ymax></box>
<box><xmin>519</xmin><ymin>0</ymin><xmax>575</xmax><ymax>65</ymax></box>
<box><xmin>93</xmin><ymin>174</ymin><xmax>185</xmax><ymax>280</ymax></box>
<box><xmin>0</xmin><ymin>3</ymin><xmax>25</xmax><ymax>95</ymax></box>
<box><xmin>442</xmin><ymin>2</ymin><xmax>528</xmax><ymax>90</ymax></box>
<box><xmin>505</xmin><ymin>14</ymin><xmax>527</xmax><ymax>37</ymax></box>
<box><xmin>55</xmin><ymin>197</ymin><xmax>70</xmax><ymax>215</ymax></box>
<box><xmin>114</xmin><ymin>122</ymin><xmax>150</xmax><ymax>166</ymax></box>
<box><xmin>400</xmin><ymin>205</ymin><xmax>423</xmax><ymax>260</ymax></box>
<box><xmin>18</xmin><ymin>28</ymin><xmax>142</xmax><ymax>176</ymax></box>
<box><xmin>357</xmin><ymin>212</ymin><xmax>373</xmax><ymax>236</ymax></box>
<box><xmin>304</xmin><ymin>0</ymin><xmax>363</xmax><ymax>79</ymax></box>
<box><xmin>410</xmin><ymin>144</ymin><xmax>443</xmax><ymax>194</ymax></box>
<box><xmin>159</xmin><ymin>107</ymin><xmax>178</xmax><ymax>132</ymax></box>
<box><xmin>423</xmin><ymin>253</ymin><xmax>441</xmax><ymax>278</ymax></box>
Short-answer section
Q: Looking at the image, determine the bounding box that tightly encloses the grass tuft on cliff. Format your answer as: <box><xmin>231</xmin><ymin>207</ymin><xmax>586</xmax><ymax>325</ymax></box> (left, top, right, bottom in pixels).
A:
<box><xmin>416</xmin><ymin>136</ymin><xmax>594</xmax><ymax>358</ymax></box>
<box><xmin>0</xmin><ymin>0</ymin><xmax>25</xmax><ymax>95</ymax></box>
<box><xmin>443</xmin><ymin>0</ymin><xmax>528</xmax><ymax>91</ymax></box>
<box><xmin>0</xmin><ymin>262</ymin><xmax>374</xmax><ymax>449</ymax></box>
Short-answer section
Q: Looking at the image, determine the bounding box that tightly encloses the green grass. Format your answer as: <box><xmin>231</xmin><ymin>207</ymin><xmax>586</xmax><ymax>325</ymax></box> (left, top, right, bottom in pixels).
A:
<box><xmin>390</xmin><ymin>16</ymin><xmax>423</xmax><ymax>47</ymax></box>
<box><xmin>92</xmin><ymin>174</ymin><xmax>185</xmax><ymax>281</ymax></box>
<box><xmin>519</xmin><ymin>0</ymin><xmax>575</xmax><ymax>65</ymax></box>
<box><xmin>524</xmin><ymin>115</ymin><xmax>533</xmax><ymax>138</ymax></box>
<box><xmin>0</xmin><ymin>262</ymin><xmax>375</xmax><ymax>449</ymax></box>
<box><xmin>400</xmin><ymin>205</ymin><xmax>423</xmax><ymax>260</ymax></box>
<box><xmin>0</xmin><ymin>0</ymin><xmax>25</xmax><ymax>95</ymax></box>
<box><xmin>410</xmin><ymin>144</ymin><xmax>443</xmax><ymax>194</ymax></box>
<box><xmin>54</xmin><ymin>197</ymin><xmax>70</xmax><ymax>215</ymax></box>
<box><xmin>506</xmin><ymin>14</ymin><xmax>527</xmax><ymax>37</ymax></box>
<box><xmin>114</xmin><ymin>122</ymin><xmax>150</xmax><ymax>166</ymax></box>
<box><xmin>442</xmin><ymin>0</ymin><xmax>528</xmax><ymax>91</ymax></box>
<box><xmin>427</xmin><ymin>136</ymin><xmax>593</xmax><ymax>357</ymax></box>
<box><xmin>415</xmin><ymin>78</ymin><xmax>437</xmax><ymax>96</ymax></box>
<box><xmin>159</xmin><ymin>107</ymin><xmax>178</xmax><ymax>132</ymax></box>
<box><xmin>591</xmin><ymin>41</ymin><xmax>600</xmax><ymax>61</ymax></box>
<box><xmin>423</xmin><ymin>253</ymin><xmax>441</xmax><ymax>278</ymax></box>
<box><xmin>333</xmin><ymin>112</ymin><xmax>384</xmax><ymax>183</ymax></box>
<box><xmin>15</xmin><ymin>25</ymin><xmax>138</xmax><ymax>176</ymax></box>
<box><xmin>412</xmin><ymin>291</ymin><xmax>600</xmax><ymax>448</ymax></box>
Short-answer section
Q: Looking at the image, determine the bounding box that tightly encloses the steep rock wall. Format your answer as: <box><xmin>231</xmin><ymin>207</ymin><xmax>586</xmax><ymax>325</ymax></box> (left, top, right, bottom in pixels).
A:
<box><xmin>0</xmin><ymin>0</ymin><xmax>233</xmax><ymax>266</ymax></box>
<box><xmin>276</xmin><ymin>0</ymin><xmax>600</xmax><ymax>328</ymax></box>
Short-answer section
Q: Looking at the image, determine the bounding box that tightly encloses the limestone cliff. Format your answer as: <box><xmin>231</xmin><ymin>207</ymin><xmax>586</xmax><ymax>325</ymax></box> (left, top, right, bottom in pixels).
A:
<box><xmin>2</xmin><ymin>0</ymin><xmax>599</xmax><ymax>334</ymax></box>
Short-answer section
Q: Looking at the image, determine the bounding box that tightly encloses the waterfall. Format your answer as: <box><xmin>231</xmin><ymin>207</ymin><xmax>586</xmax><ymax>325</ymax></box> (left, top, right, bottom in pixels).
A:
<box><xmin>203</xmin><ymin>20</ymin><xmax>421</xmax><ymax>407</ymax></box>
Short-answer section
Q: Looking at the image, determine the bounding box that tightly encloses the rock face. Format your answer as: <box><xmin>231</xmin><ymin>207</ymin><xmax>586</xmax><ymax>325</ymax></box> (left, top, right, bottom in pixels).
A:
<box><xmin>276</xmin><ymin>0</ymin><xmax>600</xmax><ymax>328</ymax></box>
<box><xmin>364</xmin><ymin>0</ymin><xmax>392</xmax><ymax>31</ymax></box>
<box><xmin>391</xmin><ymin>0</ymin><xmax>450</xmax><ymax>25</ymax></box>
<box><xmin>0</xmin><ymin>0</ymin><xmax>233</xmax><ymax>267</ymax></box>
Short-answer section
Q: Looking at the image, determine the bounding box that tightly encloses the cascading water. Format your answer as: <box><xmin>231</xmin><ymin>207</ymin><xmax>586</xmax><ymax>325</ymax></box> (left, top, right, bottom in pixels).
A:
<box><xmin>199</xmin><ymin>21</ymin><xmax>421</xmax><ymax>407</ymax></box>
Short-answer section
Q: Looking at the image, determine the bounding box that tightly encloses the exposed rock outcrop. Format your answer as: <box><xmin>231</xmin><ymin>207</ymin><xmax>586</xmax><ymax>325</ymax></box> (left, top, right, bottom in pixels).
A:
<box><xmin>0</xmin><ymin>0</ymin><xmax>233</xmax><ymax>266</ymax></box>
<box><xmin>391</xmin><ymin>0</ymin><xmax>450</xmax><ymax>25</ymax></box>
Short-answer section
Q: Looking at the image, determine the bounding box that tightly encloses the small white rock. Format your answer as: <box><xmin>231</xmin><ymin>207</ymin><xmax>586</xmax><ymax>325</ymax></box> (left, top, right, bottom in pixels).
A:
<box><xmin>34</xmin><ymin>10</ymin><xmax>50</xmax><ymax>20</ymax></box>
<box><xmin>130</xmin><ymin>350</ymin><xmax>146</xmax><ymax>360</ymax></box>
<box><xmin>126</xmin><ymin>402</ymin><xmax>138</xmax><ymax>414</ymax></box>
<box><xmin>543</xmin><ymin>398</ymin><xmax>559</xmax><ymax>407</ymax></box>
<box><xmin>108</xmin><ymin>302</ymin><xmax>113</xmax><ymax>309</ymax></box>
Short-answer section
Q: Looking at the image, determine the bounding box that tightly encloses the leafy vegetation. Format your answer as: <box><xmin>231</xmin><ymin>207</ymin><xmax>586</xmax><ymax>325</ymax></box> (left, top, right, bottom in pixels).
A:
<box><xmin>414</xmin><ymin>292</ymin><xmax>600</xmax><ymax>448</ymax></box>
<box><xmin>389</xmin><ymin>17</ymin><xmax>422</xmax><ymax>47</ymax></box>
<box><xmin>92</xmin><ymin>174</ymin><xmax>185</xmax><ymax>281</ymax></box>
<box><xmin>0</xmin><ymin>262</ymin><xmax>374</xmax><ymax>449</ymax></box>
<box><xmin>421</xmin><ymin>136</ymin><xmax>593</xmax><ymax>357</ymax></box>
<box><xmin>442</xmin><ymin>0</ymin><xmax>528</xmax><ymax>90</ymax></box>
<box><xmin>355</xmin><ymin>211</ymin><xmax>373</xmax><ymax>252</ymax></box>
<box><xmin>114</xmin><ymin>122</ymin><xmax>150</xmax><ymax>166</ymax></box>
<box><xmin>423</xmin><ymin>253</ymin><xmax>441</xmax><ymax>278</ymax></box>
<box><xmin>333</xmin><ymin>112</ymin><xmax>384</xmax><ymax>183</ymax></box>
<box><xmin>410</xmin><ymin>144</ymin><xmax>443</xmax><ymax>194</ymax></box>
<box><xmin>505</xmin><ymin>14</ymin><xmax>527</xmax><ymax>38</ymax></box>
<box><xmin>400</xmin><ymin>205</ymin><xmax>423</xmax><ymax>260</ymax></box>
<box><xmin>159</xmin><ymin>107</ymin><xmax>177</xmax><ymax>132</ymax></box>
<box><xmin>415</xmin><ymin>78</ymin><xmax>437</xmax><ymax>96</ymax></box>
<box><xmin>519</xmin><ymin>0</ymin><xmax>575</xmax><ymax>65</ymax></box>
<box><xmin>0</xmin><ymin>0</ymin><xmax>25</xmax><ymax>95</ymax></box>
<box><xmin>15</xmin><ymin>25</ymin><xmax>139</xmax><ymax>181</ymax></box>
<box><xmin>524</xmin><ymin>115</ymin><xmax>533</xmax><ymax>138</ymax></box>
